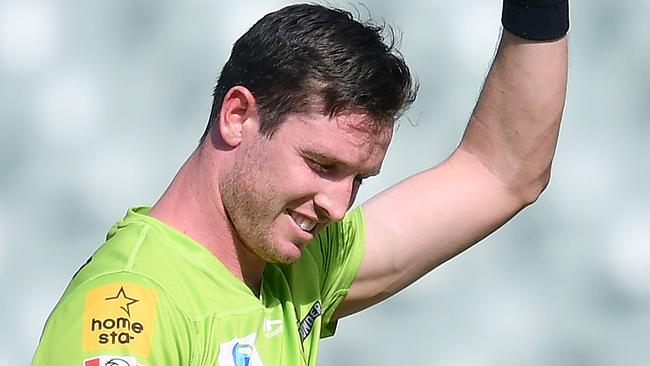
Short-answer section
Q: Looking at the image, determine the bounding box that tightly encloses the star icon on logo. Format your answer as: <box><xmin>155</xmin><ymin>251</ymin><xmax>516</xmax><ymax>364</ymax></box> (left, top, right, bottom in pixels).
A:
<box><xmin>105</xmin><ymin>286</ymin><xmax>139</xmax><ymax>318</ymax></box>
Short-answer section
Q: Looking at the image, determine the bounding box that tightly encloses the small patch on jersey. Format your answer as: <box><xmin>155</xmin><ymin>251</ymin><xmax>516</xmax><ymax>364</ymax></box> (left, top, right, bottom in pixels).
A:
<box><xmin>298</xmin><ymin>301</ymin><xmax>322</xmax><ymax>342</ymax></box>
<box><xmin>218</xmin><ymin>333</ymin><xmax>265</xmax><ymax>366</ymax></box>
<box><xmin>262</xmin><ymin>315</ymin><xmax>283</xmax><ymax>338</ymax></box>
<box><xmin>82</xmin><ymin>283</ymin><xmax>158</xmax><ymax>356</ymax></box>
<box><xmin>83</xmin><ymin>355</ymin><xmax>143</xmax><ymax>366</ymax></box>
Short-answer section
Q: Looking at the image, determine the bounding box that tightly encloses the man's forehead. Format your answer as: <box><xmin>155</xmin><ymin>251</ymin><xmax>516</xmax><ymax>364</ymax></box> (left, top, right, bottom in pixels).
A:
<box><xmin>290</xmin><ymin>112</ymin><xmax>393</xmax><ymax>142</ymax></box>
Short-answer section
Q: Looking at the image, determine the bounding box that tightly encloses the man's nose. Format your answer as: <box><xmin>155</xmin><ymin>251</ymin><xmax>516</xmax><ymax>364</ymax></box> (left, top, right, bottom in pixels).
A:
<box><xmin>313</xmin><ymin>178</ymin><xmax>355</xmax><ymax>222</ymax></box>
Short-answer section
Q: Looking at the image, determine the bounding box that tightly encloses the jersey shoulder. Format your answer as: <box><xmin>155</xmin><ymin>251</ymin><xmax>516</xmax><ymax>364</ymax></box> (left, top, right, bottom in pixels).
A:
<box><xmin>33</xmin><ymin>270</ymin><xmax>195</xmax><ymax>366</ymax></box>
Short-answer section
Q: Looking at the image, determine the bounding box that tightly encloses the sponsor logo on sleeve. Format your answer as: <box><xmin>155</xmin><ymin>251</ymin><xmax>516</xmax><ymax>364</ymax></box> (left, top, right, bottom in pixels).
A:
<box><xmin>298</xmin><ymin>301</ymin><xmax>322</xmax><ymax>342</ymax></box>
<box><xmin>83</xmin><ymin>355</ymin><xmax>143</xmax><ymax>366</ymax></box>
<box><xmin>82</xmin><ymin>283</ymin><xmax>158</xmax><ymax>356</ymax></box>
<box><xmin>218</xmin><ymin>333</ymin><xmax>264</xmax><ymax>366</ymax></box>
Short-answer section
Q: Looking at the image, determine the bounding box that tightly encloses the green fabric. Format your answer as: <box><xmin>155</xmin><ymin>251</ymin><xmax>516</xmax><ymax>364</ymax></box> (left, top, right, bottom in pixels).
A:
<box><xmin>33</xmin><ymin>206</ymin><xmax>366</xmax><ymax>366</ymax></box>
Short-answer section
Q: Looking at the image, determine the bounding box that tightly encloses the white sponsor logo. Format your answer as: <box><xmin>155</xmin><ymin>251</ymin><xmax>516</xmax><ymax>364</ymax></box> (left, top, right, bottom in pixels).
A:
<box><xmin>218</xmin><ymin>333</ymin><xmax>264</xmax><ymax>366</ymax></box>
<box><xmin>263</xmin><ymin>317</ymin><xmax>283</xmax><ymax>338</ymax></box>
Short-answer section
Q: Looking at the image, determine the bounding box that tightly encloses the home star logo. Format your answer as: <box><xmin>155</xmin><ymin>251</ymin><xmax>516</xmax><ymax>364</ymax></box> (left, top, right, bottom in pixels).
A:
<box><xmin>82</xmin><ymin>283</ymin><xmax>158</xmax><ymax>355</ymax></box>
<box><xmin>104</xmin><ymin>286</ymin><xmax>139</xmax><ymax>318</ymax></box>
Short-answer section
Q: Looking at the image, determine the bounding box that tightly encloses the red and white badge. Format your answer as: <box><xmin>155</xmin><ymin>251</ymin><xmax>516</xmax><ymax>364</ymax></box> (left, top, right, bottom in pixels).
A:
<box><xmin>83</xmin><ymin>355</ymin><xmax>143</xmax><ymax>366</ymax></box>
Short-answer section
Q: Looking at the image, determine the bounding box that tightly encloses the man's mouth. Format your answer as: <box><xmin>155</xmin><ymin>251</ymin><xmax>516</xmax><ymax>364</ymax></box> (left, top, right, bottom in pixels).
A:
<box><xmin>289</xmin><ymin>211</ymin><xmax>317</xmax><ymax>232</ymax></box>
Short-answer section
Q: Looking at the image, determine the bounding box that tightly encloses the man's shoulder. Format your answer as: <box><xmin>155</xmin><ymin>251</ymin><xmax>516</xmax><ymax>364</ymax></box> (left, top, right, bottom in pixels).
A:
<box><xmin>67</xmin><ymin>216</ymin><xmax>231</xmax><ymax>320</ymax></box>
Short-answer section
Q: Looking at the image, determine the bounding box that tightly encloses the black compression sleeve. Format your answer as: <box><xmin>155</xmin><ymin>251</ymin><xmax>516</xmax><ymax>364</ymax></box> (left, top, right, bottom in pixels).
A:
<box><xmin>502</xmin><ymin>0</ymin><xmax>570</xmax><ymax>41</ymax></box>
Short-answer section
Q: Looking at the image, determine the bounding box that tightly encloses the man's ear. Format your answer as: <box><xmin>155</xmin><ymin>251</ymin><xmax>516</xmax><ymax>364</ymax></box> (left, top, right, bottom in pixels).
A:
<box><xmin>219</xmin><ymin>86</ymin><xmax>258</xmax><ymax>147</ymax></box>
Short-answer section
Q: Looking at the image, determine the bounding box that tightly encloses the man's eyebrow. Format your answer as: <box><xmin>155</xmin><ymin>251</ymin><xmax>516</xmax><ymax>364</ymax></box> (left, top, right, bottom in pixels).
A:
<box><xmin>302</xmin><ymin>149</ymin><xmax>381</xmax><ymax>177</ymax></box>
<box><xmin>303</xmin><ymin>150</ymin><xmax>341</xmax><ymax>165</ymax></box>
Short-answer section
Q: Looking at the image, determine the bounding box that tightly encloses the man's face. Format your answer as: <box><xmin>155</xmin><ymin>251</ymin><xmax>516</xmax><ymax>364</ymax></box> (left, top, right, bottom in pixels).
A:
<box><xmin>220</xmin><ymin>112</ymin><xmax>392</xmax><ymax>264</ymax></box>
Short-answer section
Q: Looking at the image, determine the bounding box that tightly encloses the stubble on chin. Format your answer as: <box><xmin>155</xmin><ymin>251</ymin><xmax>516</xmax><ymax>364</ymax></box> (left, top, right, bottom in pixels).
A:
<box><xmin>220</xmin><ymin>153</ymin><xmax>297</xmax><ymax>266</ymax></box>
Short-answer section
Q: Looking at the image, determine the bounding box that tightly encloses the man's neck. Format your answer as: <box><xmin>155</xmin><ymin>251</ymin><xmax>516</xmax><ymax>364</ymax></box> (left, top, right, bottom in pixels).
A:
<box><xmin>148</xmin><ymin>146</ymin><xmax>266</xmax><ymax>296</ymax></box>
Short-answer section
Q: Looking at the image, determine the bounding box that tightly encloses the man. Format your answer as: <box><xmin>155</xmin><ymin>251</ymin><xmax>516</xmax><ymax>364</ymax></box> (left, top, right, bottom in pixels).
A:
<box><xmin>34</xmin><ymin>1</ymin><xmax>569</xmax><ymax>365</ymax></box>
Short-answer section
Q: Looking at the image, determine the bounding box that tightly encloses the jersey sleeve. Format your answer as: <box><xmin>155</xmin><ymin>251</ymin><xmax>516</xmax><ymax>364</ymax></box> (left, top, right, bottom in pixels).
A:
<box><xmin>307</xmin><ymin>206</ymin><xmax>366</xmax><ymax>338</ymax></box>
<box><xmin>33</xmin><ymin>272</ymin><xmax>195</xmax><ymax>366</ymax></box>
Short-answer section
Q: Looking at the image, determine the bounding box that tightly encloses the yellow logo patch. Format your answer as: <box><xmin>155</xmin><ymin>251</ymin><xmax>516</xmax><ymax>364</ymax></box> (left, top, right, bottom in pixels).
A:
<box><xmin>82</xmin><ymin>283</ymin><xmax>158</xmax><ymax>356</ymax></box>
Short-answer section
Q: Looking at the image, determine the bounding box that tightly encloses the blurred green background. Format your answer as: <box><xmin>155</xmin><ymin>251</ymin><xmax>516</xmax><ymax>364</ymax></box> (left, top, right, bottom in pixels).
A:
<box><xmin>1</xmin><ymin>0</ymin><xmax>649</xmax><ymax>364</ymax></box>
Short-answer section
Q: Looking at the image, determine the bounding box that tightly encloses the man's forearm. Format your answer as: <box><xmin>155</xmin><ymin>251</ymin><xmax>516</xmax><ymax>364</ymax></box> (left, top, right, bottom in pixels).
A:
<box><xmin>458</xmin><ymin>30</ymin><xmax>568</xmax><ymax>204</ymax></box>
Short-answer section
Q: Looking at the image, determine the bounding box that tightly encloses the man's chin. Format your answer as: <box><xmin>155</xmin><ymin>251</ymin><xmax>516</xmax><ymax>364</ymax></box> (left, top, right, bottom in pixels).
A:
<box><xmin>266</xmin><ymin>242</ymin><xmax>306</xmax><ymax>265</ymax></box>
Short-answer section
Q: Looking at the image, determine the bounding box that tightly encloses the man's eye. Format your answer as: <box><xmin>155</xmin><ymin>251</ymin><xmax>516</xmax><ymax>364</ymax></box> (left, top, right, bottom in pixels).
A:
<box><xmin>307</xmin><ymin>159</ymin><xmax>331</xmax><ymax>173</ymax></box>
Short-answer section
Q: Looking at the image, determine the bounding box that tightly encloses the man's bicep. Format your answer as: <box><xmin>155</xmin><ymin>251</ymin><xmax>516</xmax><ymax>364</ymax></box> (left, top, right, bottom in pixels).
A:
<box><xmin>334</xmin><ymin>149</ymin><xmax>524</xmax><ymax>319</ymax></box>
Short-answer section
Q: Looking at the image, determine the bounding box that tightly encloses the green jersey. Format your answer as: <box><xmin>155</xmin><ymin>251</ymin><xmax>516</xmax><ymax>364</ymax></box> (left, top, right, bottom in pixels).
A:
<box><xmin>33</xmin><ymin>206</ymin><xmax>366</xmax><ymax>366</ymax></box>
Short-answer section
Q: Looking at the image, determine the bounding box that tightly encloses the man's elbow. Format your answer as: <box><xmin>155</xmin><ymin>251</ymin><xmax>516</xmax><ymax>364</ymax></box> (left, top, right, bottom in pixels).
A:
<box><xmin>514</xmin><ymin>165</ymin><xmax>553</xmax><ymax>206</ymax></box>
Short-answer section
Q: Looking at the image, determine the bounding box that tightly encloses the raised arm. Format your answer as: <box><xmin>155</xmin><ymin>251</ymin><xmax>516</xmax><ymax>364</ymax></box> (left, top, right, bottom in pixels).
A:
<box><xmin>335</xmin><ymin>1</ymin><xmax>569</xmax><ymax>318</ymax></box>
